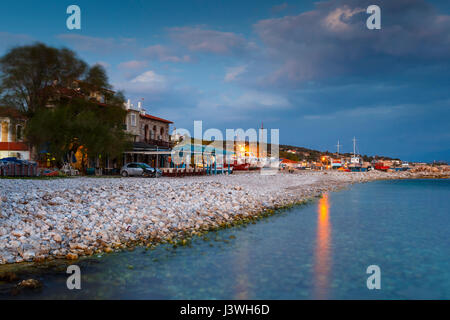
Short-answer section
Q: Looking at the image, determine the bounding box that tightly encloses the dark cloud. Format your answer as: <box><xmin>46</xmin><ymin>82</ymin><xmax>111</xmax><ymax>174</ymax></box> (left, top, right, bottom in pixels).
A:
<box><xmin>253</xmin><ymin>0</ymin><xmax>450</xmax><ymax>86</ymax></box>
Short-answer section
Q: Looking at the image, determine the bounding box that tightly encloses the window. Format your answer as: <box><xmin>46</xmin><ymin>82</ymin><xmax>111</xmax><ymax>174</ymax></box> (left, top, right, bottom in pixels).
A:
<box><xmin>130</xmin><ymin>114</ymin><xmax>136</xmax><ymax>127</ymax></box>
<box><xmin>16</xmin><ymin>125</ymin><xmax>23</xmax><ymax>141</ymax></box>
<box><xmin>144</xmin><ymin>125</ymin><xmax>149</xmax><ymax>142</ymax></box>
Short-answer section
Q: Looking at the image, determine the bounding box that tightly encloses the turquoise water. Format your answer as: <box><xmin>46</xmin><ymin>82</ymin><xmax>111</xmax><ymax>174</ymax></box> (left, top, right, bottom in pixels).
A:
<box><xmin>1</xmin><ymin>179</ymin><xmax>449</xmax><ymax>299</ymax></box>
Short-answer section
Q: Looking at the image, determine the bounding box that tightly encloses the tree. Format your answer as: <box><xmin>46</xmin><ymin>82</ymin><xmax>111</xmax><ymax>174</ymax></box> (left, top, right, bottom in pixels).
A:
<box><xmin>84</xmin><ymin>64</ymin><xmax>111</xmax><ymax>90</ymax></box>
<box><xmin>25</xmin><ymin>97</ymin><xmax>131</xmax><ymax>168</ymax></box>
<box><xmin>0</xmin><ymin>43</ymin><xmax>87</xmax><ymax>116</ymax></box>
<box><xmin>2</xmin><ymin>43</ymin><xmax>132</xmax><ymax>169</ymax></box>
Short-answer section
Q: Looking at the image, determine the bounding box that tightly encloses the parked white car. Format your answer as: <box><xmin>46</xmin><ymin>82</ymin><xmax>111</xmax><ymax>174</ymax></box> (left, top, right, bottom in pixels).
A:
<box><xmin>120</xmin><ymin>162</ymin><xmax>162</xmax><ymax>177</ymax></box>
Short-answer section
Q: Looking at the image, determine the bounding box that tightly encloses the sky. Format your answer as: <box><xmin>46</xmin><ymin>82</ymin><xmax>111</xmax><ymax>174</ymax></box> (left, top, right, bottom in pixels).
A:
<box><xmin>0</xmin><ymin>0</ymin><xmax>449</xmax><ymax>162</ymax></box>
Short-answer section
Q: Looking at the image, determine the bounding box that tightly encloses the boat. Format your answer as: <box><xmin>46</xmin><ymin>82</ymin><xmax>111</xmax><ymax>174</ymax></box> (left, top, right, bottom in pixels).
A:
<box><xmin>348</xmin><ymin>137</ymin><xmax>364</xmax><ymax>171</ymax></box>
<box><xmin>374</xmin><ymin>162</ymin><xmax>390</xmax><ymax>171</ymax></box>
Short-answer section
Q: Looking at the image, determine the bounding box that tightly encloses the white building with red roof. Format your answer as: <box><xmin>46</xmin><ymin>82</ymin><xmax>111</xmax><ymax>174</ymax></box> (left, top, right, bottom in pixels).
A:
<box><xmin>123</xmin><ymin>100</ymin><xmax>173</xmax><ymax>168</ymax></box>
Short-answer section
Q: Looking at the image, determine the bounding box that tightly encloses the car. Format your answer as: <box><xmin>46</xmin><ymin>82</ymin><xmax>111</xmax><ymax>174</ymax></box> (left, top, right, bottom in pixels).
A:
<box><xmin>120</xmin><ymin>162</ymin><xmax>162</xmax><ymax>178</ymax></box>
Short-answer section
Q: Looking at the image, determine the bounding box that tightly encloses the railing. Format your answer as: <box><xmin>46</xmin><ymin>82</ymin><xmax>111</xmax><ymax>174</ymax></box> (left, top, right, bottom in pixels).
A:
<box><xmin>145</xmin><ymin>139</ymin><xmax>170</xmax><ymax>148</ymax></box>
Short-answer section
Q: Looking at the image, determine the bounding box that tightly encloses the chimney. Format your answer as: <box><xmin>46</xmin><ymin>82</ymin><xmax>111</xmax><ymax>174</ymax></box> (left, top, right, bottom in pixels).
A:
<box><xmin>138</xmin><ymin>101</ymin><xmax>142</xmax><ymax>110</ymax></box>
<box><xmin>127</xmin><ymin>99</ymin><xmax>131</xmax><ymax>109</ymax></box>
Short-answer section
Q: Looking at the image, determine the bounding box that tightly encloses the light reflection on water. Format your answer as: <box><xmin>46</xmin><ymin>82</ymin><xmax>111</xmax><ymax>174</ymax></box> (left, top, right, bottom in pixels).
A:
<box><xmin>314</xmin><ymin>193</ymin><xmax>331</xmax><ymax>299</ymax></box>
<box><xmin>233</xmin><ymin>237</ymin><xmax>249</xmax><ymax>299</ymax></box>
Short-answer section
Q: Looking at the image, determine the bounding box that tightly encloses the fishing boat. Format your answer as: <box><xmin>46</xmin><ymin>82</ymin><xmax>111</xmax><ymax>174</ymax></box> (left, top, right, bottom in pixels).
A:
<box><xmin>374</xmin><ymin>162</ymin><xmax>390</xmax><ymax>171</ymax></box>
<box><xmin>348</xmin><ymin>137</ymin><xmax>365</xmax><ymax>172</ymax></box>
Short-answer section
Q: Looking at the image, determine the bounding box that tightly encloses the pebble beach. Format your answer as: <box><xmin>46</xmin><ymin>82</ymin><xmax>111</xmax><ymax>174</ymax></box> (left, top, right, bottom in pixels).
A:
<box><xmin>0</xmin><ymin>170</ymin><xmax>448</xmax><ymax>265</ymax></box>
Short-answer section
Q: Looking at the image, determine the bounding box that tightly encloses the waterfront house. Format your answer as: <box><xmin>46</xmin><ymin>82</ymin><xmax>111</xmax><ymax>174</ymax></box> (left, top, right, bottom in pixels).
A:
<box><xmin>330</xmin><ymin>158</ymin><xmax>343</xmax><ymax>169</ymax></box>
<box><xmin>123</xmin><ymin>100</ymin><xmax>173</xmax><ymax>168</ymax></box>
<box><xmin>281</xmin><ymin>158</ymin><xmax>300</xmax><ymax>171</ymax></box>
<box><xmin>0</xmin><ymin>107</ymin><xmax>30</xmax><ymax>160</ymax></box>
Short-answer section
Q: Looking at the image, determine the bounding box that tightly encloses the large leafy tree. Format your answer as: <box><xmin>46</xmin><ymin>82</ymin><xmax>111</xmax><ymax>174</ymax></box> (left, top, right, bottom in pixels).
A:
<box><xmin>26</xmin><ymin>97</ymin><xmax>131</xmax><ymax>167</ymax></box>
<box><xmin>84</xmin><ymin>64</ymin><xmax>111</xmax><ymax>90</ymax></box>
<box><xmin>0</xmin><ymin>43</ymin><xmax>87</xmax><ymax>116</ymax></box>
<box><xmin>0</xmin><ymin>43</ymin><xmax>132</xmax><ymax>168</ymax></box>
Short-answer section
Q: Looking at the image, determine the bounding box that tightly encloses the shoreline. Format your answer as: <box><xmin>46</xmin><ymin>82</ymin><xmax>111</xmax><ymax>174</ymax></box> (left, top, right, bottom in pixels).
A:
<box><xmin>0</xmin><ymin>171</ymin><xmax>448</xmax><ymax>267</ymax></box>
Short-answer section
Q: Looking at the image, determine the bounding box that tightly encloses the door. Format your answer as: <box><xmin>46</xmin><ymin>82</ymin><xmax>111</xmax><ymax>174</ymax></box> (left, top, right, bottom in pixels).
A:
<box><xmin>128</xmin><ymin>163</ymin><xmax>138</xmax><ymax>175</ymax></box>
<box><xmin>135</xmin><ymin>164</ymin><xmax>144</xmax><ymax>176</ymax></box>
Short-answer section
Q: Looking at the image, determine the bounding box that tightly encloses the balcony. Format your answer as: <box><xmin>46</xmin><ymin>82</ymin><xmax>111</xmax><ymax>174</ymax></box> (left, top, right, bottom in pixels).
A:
<box><xmin>145</xmin><ymin>138</ymin><xmax>170</xmax><ymax>148</ymax></box>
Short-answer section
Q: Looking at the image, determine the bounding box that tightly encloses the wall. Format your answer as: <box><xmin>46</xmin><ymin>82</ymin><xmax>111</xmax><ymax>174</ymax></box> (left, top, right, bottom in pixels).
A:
<box><xmin>0</xmin><ymin>120</ymin><xmax>9</xmax><ymax>142</ymax></box>
<box><xmin>0</xmin><ymin>150</ymin><xmax>30</xmax><ymax>160</ymax></box>
<box><xmin>139</xmin><ymin>118</ymin><xmax>170</xmax><ymax>143</ymax></box>
<box><xmin>125</xmin><ymin>110</ymin><xmax>140</xmax><ymax>140</ymax></box>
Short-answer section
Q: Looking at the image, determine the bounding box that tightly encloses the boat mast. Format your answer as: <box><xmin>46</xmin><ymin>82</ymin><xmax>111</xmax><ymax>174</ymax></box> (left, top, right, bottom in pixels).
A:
<box><xmin>336</xmin><ymin>140</ymin><xmax>342</xmax><ymax>155</ymax></box>
<box><xmin>353</xmin><ymin>137</ymin><xmax>356</xmax><ymax>157</ymax></box>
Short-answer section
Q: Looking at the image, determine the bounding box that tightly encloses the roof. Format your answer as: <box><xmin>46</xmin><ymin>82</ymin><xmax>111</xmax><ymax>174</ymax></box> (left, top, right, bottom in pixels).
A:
<box><xmin>172</xmin><ymin>143</ymin><xmax>235</xmax><ymax>155</ymax></box>
<box><xmin>0</xmin><ymin>142</ymin><xmax>29</xmax><ymax>151</ymax></box>
<box><xmin>0</xmin><ymin>107</ymin><xmax>27</xmax><ymax>120</ymax></box>
<box><xmin>73</xmin><ymin>80</ymin><xmax>115</xmax><ymax>94</ymax></box>
<box><xmin>281</xmin><ymin>159</ymin><xmax>299</xmax><ymax>164</ymax></box>
<box><xmin>139</xmin><ymin>113</ymin><xmax>173</xmax><ymax>124</ymax></box>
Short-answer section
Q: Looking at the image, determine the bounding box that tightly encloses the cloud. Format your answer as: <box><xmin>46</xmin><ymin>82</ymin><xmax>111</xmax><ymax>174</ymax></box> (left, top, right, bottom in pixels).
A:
<box><xmin>169</xmin><ymin>26</ymin><xmax>255</xmax><ymax>55</ymax></box>
<box><xmin>118</xmin><ymin>60</ymin><xmax>148</xmax><ymax>70</ymax></box>
<box><xmin>233</xmin><ymin>91</ymin><xmax>290</xmax><ymax>109</ymax></box>
<box><xmin>199</xmin><ymin>90</ymin><xmax>290</xmax><ymax>111</ymax></box>
<box><xmin>303</xmin><ymin>104</ymin><xmax>406</xmax><ymax>120</ymax></box>
<box><xmin>116</xmin><ymin>70</ymin><xmax>167</xmax><ymax>94</ymax></box>
<box><xmin>322</xmin><ymin>6</ymin><xmax>365</xmax><ymax>31</ymax></box>
<box><xmin>56</xmin><ymin>34</ymin><xmax>136</xmax><ymax>53</ymax></box>
<box><xmin>117</xmin><ymin>60</ymin><xmax>149</xmax><ymax>79</ymax></box>
<box><xmin>224</xmin><ymin>65</ymin><xmax>247</xmax><ymax>82</ymax></box>
<box><xmin>253</xmin><ymin>0</ymin><xmax>450</xmax><ymax>86</ymax></box>
<box><xmin>142</xmin><ymin>44</ymin><xmax>190</xmax><ymax>62</ymax></box>
<box><xmin>96</xmin><ymin>61</ymin><xmax>111</xmax><ymax>69</ymax></box>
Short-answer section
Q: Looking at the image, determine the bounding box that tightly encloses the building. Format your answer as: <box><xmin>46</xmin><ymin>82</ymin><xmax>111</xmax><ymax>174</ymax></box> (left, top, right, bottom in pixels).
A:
<box><xmin>2</xmin><ymin>79</ymin><xmax>176</xmax><ymax>171</ymax></box>
<box><xmin>330</xmin><ymin>158</ymin><xmax>343</xmax><ymax>169</ymax></box>
<box><xmin>44</xmin><ymin>80</ymin><xmax>116</xmax><ymax>108</ymax></box>
<box><xmin>0</xmin><ymin>107</ymin><xmax>30</xmax><ymax>160</ymax></box>
<box><xmin>124</xmin><ymin>100</ymin><xmax>173</xmax><ymax>168</ymax></box>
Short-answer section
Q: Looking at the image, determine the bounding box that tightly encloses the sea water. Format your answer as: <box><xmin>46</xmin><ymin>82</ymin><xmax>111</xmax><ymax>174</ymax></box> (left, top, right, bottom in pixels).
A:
<box><xmin>1</xmin><ymin>179</ymin><xmax>449</xmax><ymax>299</ymax></box>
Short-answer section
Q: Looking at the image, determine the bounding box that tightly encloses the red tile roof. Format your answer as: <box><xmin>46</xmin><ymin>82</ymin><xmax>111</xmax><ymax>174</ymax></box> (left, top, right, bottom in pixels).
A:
<box><xmin>0</xmin><ymin>107</ymin><xmax>27</xmax><ymax>119</ymax></box>
<box><xmin>139</xmin><ymin>113</ymin><xmax>173</xmax><ymax>124</ymax></box>
<box><xmin>281</xmin><ymin>158</ymin><xmax>299</xmax><ymax>164</ymax></box>
<box><xmin>0</xmin><ymin>142</ymin><xmax>29</xmax><ymax>151</ymax></box>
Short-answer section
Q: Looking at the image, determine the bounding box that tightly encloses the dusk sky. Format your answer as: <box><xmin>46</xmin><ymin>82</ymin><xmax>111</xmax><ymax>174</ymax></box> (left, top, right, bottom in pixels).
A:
<box><xmin>0</xmin><ymin>0</ymin><xmax>449</xmax><ymax>161</ymax></box>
